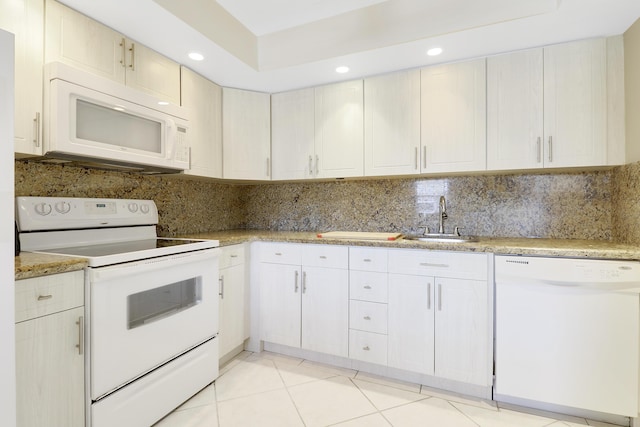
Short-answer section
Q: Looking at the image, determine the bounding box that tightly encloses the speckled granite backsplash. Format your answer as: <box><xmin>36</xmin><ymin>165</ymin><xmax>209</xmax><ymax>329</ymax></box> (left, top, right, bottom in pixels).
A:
<box><xmin>243</xmin><ymin>172</ymin><xmax>613</xmax><ymax>240</ymax></box>
<box><xmin>16</xmin><ymin>160</ymin><xmax>624</xmax><ymax>241</ymax></box>
<box><xmin>15</xmin><ymin>161</ymin><xmax>245</xmax><ymax>236</ymax></box>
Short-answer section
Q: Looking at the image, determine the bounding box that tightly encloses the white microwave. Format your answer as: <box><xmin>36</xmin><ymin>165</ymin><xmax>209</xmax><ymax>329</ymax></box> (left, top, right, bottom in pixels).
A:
<box><xmin>42</xmin><ymin>62</ymin><xmax>190</xmax><ymax>173</ymax></box>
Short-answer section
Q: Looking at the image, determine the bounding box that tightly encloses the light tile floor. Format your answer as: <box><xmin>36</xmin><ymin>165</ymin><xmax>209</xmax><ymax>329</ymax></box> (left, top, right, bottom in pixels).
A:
<box><xmin>154</xmin><ymin>351</ymin><xmax>624</xmax><ymax>427</ymax></box>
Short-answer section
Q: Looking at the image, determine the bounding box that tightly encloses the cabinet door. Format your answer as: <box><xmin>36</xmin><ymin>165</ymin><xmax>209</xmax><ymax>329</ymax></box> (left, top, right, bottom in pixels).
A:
<box><xmin>125</xmin><ymin>40</ymin><xmax>181</xmax><ymax>105</ymax></box>
<box><xmin>544</xmin><ymin>38</ymin><xmax>607</xmax><ymax>168</ymax></box>
<box><xmin>301</xmin><ymin>266</ymin><xmax>349</xmax><ymax>357</ymax></box>
<box><xmin>364</xmin><ymin>70</ymin><xmax>420</xmax><ymax>176</ymax></box>
<box><xmin>487</xmin><ymin>49</ymin><xmax>544</xmax><ymax>171</ymax></box>
<box><xmin>44</xmin><ymin>0</ymin><xmax>125</xmax><ymax>83</ymax></box>
<box><xmin>1</xmin><ymin>0</ymin><xmax>43</xmax><ymax>156</ymax></box>
<box><xmin>314</xmin><ymin>80</ymin><xmax>364</xmax><ymax>178</ymax></box>
<box><xmin>271</xmin><ymin>88</ymin><xmax>315</xmax><ymax>180</ymax></box>
<box><xmin>434</xmin><ymin>278</ymin><xmax>489</xmax><ymax>386</ymax></box>
<box><xmin>259</xmin><ymin>263</ymin><xmax>301</xmax><ymax>348</ymax></box>
<box><xmin>388</xmin><ymin>274</ymin><xmax>434</xmax><ymax>375</ymax></box>
<box><xmin>219</xmin><ymin>263</ymin><xmax>246</xmax><ymax>358</ymax></box>
<box><xmin>181</xmin><ymin>67</ymin><xmax>222</xmax><ymax>178</ymax></box>
<box><xmin>223</xmin><ymin>87</ymin><xmax>272</xmax><ymax>180</ymax></box>
<box><xmin>16</xmin><ymin>306</ymin><xmax>84</xmax><ymax>427</ymax></box>
<box><xmin>421</xmin><ymin>59</ymin><xmax>486</xmax><ymax>173</ymax></box>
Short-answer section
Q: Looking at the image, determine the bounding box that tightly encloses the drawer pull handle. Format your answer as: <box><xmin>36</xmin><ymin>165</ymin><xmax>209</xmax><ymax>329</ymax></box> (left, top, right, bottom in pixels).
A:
<box><xmin>230</xmin><ymin>254</ymin><xmax>238</xmax><ymax>258</ymax></box>
<box><xmin>363</xmin><ymin>285</ymin><xmax>372</xmax><ymax>290</ymax></box>
<box><xmin>364</xmin><ymin>316</ymin><xmax>371</xmax><ymax>320</ymax></box>
<box><xmin>275</xmin><ymin>252</ymin><xmax>282</xmax><ymax>256</ymax></box>
<box><xmin>302</xmin><ymin>271</ymin><xmax>307</xmax><ymax>294</ymax></box>
<box><xmin>319</xmin><ymin>255</ymin><xmax>327</xmax><ymax>259</ymax></box>
<box><xmin>37</xmin><ymin>294</ymin><xmax>53</xmax><ymax>301</ymax></box>
<box><xmin>363</xmin><ymin>346</ymin><xmax>370</xmax><ymax>351</ymax></box>
<box><xmin>219</xmin><ymin>276</ymin><xmax>224</xmax><ymax>299</ymax></box>
<box><xmin>294</xmin><ymin>271</ymin><xmax>299</xmax><ymax>293</ymax></box>
<box><xmin>363</xmin><ymin>258</ymin><xmax>372</xmax><ymax>262</ymax></box>
<box><xmin>419</xmin><ymin>262</ymin><xmax>449</xmax><ymax>268</ymax></box>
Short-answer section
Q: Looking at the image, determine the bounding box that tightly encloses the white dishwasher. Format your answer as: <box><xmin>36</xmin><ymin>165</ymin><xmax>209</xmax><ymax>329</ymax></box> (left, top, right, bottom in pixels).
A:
<box><xmin>494</xmin><ymin>255</ymin><xmax>640</xmax><ymax>419</ymax></box>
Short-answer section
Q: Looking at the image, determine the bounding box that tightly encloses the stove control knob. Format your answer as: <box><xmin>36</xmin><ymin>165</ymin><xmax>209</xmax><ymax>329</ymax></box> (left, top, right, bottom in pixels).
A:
<box><xmin>54</xmin><ymin>201</ymin><xmax>71</xmax><ymax>214</ymax></box>
<box><xmin>127</xmin><ymin>203</ymin><xmax>139</xmax><ymax>213</ymax></box>
<box><xmin>34</xmin><ymin>202</ymin><xmax>52</xmax><ymax>216</ymax></box>
<box><xmin>140</xmin><ymin>204</ymin><xmax>150</xmax><ymax>214</ymax></box>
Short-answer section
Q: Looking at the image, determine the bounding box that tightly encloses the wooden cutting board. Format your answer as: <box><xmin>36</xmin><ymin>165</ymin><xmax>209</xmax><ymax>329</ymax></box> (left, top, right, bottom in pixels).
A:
<box><xmin>316</xmin><ymin>231</ymin><xmax>402</xmax><ymax>241</ymax></box>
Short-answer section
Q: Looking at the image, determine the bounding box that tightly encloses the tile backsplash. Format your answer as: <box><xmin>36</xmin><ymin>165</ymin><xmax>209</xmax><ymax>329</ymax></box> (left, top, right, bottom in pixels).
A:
<box><xmin>15</xmin><ymin>159</ymin><xmax>633</xmax><ymax>241</ymax></box>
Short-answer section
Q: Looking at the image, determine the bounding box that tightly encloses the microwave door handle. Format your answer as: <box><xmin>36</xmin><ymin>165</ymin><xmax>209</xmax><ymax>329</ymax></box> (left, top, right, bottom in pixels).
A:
<box><xmin>165</xmin><ymin>121</ymin><xmax>176</xmax><ymax>159</ymax></box>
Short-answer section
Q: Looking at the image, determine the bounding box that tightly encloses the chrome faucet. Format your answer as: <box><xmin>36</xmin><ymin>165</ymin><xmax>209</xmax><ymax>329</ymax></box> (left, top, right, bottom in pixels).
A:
<box><xmin>438</xmin><ymin>196</ymin><xmax>447</xmax><ymax>234</ymax></box>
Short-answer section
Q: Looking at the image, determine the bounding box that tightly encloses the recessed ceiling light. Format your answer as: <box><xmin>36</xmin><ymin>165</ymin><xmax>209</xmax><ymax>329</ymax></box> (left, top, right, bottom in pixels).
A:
<box><xmin>335</xmin><ymin>66</ymin><xmax>350</xmax><ymax>74</ymax></box>
<box><xmin>427</xmin><ymin>47</ymin><xmax>443</xmax><ymax>56</ymax></box>
<box><xmin>188</xmin><ymin>52</ymin><xmax>205</xmax><ymax>61</ymax></box>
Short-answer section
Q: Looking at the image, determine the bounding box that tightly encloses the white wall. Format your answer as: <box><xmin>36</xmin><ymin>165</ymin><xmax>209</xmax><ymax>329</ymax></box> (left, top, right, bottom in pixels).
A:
<box><xmin>625</xmin><ymin>18</ymin><xmax>640</xmax><ymax>163</ymax></box>
<box><xmin>0</xmin><ymin>28</ymin><xmax>16</xmax><ymax>427</ymax></box>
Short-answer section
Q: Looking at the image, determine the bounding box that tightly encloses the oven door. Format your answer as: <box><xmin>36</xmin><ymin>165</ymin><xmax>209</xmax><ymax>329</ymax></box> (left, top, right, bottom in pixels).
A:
<box><xmin>88</xmin><ymin>248</ymin><xmax>219</xmax><ymax>400</ymax></box>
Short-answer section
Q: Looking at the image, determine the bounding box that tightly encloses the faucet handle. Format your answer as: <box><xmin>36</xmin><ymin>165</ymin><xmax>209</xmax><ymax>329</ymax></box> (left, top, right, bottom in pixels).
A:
<box><xmin>421</xmin><ymin>226</ymin><xmax>430</xmax><ymax>235</ymax></box>
<box><xmin>453</xmin><ymin>226</ymin><xmax>461</xmax><ymax>236</ymax></box>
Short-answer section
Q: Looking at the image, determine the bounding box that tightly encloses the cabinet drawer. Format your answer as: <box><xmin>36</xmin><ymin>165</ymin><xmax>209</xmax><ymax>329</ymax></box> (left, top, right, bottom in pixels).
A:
<box><xmin>302</xmin><ymin>245</ymin><xmax>348</xmax><ymax>269</ymax></box>
<box><xmin>259</xmin><ymin>243</ymin><xmax>302</xmax><ymax>265</ymax></box>
<box><xmin>15</xmin><ymin>271</ymin><xmax>84</xmax><ymax>323</ymax></box>
<box><xmin>350</xmin><ymin>271</ymin><xmax>388</xmax><ymax>303</ymax></box>
<box><xmin>388</xmin><ymin>249</ymin><xmax>488</xmax><ymax>280</ymax></box>
<box><xmin>350</xmin><ymin>300</ymin><xmax>388</xmax><ymax>334</ymax></box>
<box><xmin>220</xmin><ymin>244</ymin><xmax>245</xmax><ymax>269</ymax></box>
<box><xmin>349</xmin><ymin>247</ymin><xmax>388</xmax><ymax>272</ymax></box>
<box><xmin>349</xmin><ymin>330</ymin><xmax>387</xmax><ymax>365</ymax></box>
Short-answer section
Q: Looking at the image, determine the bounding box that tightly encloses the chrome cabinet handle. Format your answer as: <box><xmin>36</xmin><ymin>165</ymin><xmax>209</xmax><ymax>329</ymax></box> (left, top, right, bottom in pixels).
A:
<box><xmin>266</xmin><ymin>157</ymin><xmax>270</xmax><ymax>177</ymax></box>
<box><xmin>315</xmin><ymin>155</ymin><xmax>319</xmax><ymax>175</ymax></box>
<box><xmin>230</xmin><ymin>254</ymin><xmax>238</xmax><ymax>258</ymax></box>
<box><xmin>302</xmin><ymin>271</ymin><xmax>307</xmax><ymax>293</ymax></box>
<box><xmin>319</xmin><ymin>255</ymin><xmax>327</xmax><ymax>259</ymax></box>
<box><xmin>309</xmin><ymin>155</ymin><xmax>313</xmax><ymax>177</ymax></box>
<box><xmin>37</xmin><ymin>294</ymin><xmax>53</xmax><ymax>301</ymax></box>
<box><xmin>363</xmin><ymin>258</ymin><xmax>372</xmax><ymax>262</ymax></box>
<box><xmin>128</xmin><ymin>42</ymin><xmax>136</xmax><ymax>70</ymax></box>
<box><xmin>119</xmin><ymin>38</ymin><xmax>126</xmax><ymax>67</ymax></box>
<box><xmin>363</xmin><ymin>346</ymin><xmax>370</xmax><ymax>351</ymax></box>
<box><xmin>438</xmin><ymin>283</ymin><xmax>442</xmax><ymax>311</ymax></box>
<box><xmin>548</xmin><ymin>136</ymin><xmax>553</xmax><ymax>162</ymax></box>
<box><xmin>427</xmin><ymin>282</ymin><xmax>431</xmax><ymax>310</ymax></box>
<box><xmin>422</xmin><ymin>146</ymin><xmax>427</xmax><ymax>168</ymax></box>
<box><xmin>219</xmin><ymin>276</ymin><xmax>224</xmax><ymax>298</ymax></box>
<box><xmin>33</xmin><ymin>112</ymin><xmax>40</xmax><ymax>147</ymax></box>
<box><xmin>76</xmin><ymin>316</ymin><xmax>84</xmax><ymax>355</ymax></box>
<box><xmin>363</xmin><ymin>285</ymin><xmax>372</xmax><ymax>290</ymax></box>
<box><xmin>414</xmin><ymin>146</ymin><xmax>418</xmax><ymax>170</ymax></box>
<box><xmin>294</xmin><ymin>270</ymin><xmax>299</xmax><ymax>293</ymax></box>
<box><xmin>419</xmin><ymin>262</ymin><xmax>449</xmax><ymax>268</ymax></box>
<box><xmin>275</xmin><ymin>252</ymin><xmax>282</xmax><ymax>256</ymax></box>
<box><xmin>536</xmin><ymin>137</ymin><xmax>541</xmax><ymax>163</ymax></box>
<box><xmin>363</xmin><ymin>316</ymin><xmax>371</xmax><ymax>320</ymax></box>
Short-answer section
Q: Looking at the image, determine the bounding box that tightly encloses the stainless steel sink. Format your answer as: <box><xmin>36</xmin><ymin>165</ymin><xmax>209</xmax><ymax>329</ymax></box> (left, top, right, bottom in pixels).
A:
<box><xmin>402</xmin><ymin>234</ymin><xmax>477</xmax><ymax>243</ymax></box>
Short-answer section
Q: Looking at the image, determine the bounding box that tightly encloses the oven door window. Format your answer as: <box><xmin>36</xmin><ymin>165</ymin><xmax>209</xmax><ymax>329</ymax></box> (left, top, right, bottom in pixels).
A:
<box><xmin>127</xmin><ymin>277</ymin><xmax>202</xmax><ymax>329</ymax></box>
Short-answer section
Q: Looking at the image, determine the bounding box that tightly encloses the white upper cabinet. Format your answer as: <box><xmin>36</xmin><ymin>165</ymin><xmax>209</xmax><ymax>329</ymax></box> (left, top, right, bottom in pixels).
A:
<box><xmin>314</xmin><ymin>80</ymin><xmax>364</xmax><ymax>178</ymax></box>
<box><xmin>180</xmin><ymin>67</ymin><xmax>222</xmax><ymax>178</ymax></box>
<box><xmin>421</xmin><ymin>59</ymin><xmax>487</xmax><ymax>173</ymax></box>
<box><xmin>222</xmin><ymin>87</ymin><xmax>271</xmax><ymax>181</ymax></box>
<box><xmin>488</xmin><ymin>38</ymin><xmax>619</xmax><ymax>171</ymax></box>
<box><xmin>271</xmin><ymin>88</ymin><xmax>315</xmax><ymax>180</ymax></box>
<box><xmin>543</xmin><ymin>38</ymin><xmax>607</xmax><ymax>168</ymax></box>
<box><xmin>487</xmin><ymin>49</ymin><xmax>544</xmax><ymax>170</ymax></box>
<box><xmin>1</xmin><ymin>0</ymin><xmax>44</xmax><ymax>156</ymax></box>
<box><xmin>44</xmin><ymin>0</ymin><xmax>180</xmax><ymax>104</ymax></box>
<box><xmin>364</xmin><ymin>70</ymin><xmax>421</xmax><ymax>176</ymax></box>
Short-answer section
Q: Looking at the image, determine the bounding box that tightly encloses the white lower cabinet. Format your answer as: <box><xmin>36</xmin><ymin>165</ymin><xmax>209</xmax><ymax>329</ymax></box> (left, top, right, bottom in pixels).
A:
<box><xmin>259</xmin><ymin>243</ymin><xmax>349</xmax><ymax>357</ymax></box>
<box><xmin>15</xmin><ymin>270</ymin><xmax>85</xmax><ymax>427</ymax></box>
<box><xmin>218</xmin><ymin>244</ymin><xmax>248</xmax><ymax>360</ymax></box>
<box><xmin>387</xmin><ymin>250</ymin><xmax>492</xmax><ymax>386</ymax></box>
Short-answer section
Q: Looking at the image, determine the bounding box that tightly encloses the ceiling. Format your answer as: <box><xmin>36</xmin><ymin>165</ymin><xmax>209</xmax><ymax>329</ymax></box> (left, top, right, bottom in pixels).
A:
<box><xmin>57</xmin><ymin>0</ymin><xmax>640</xmax><ymax>93</ymax></box>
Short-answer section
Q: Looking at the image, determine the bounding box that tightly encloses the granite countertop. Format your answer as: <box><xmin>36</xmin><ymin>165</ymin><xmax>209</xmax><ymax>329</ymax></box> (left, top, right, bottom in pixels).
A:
<box><xmin>15</xmin><ymin>253</ymin><xmax>87</xmax><ymax>281</ymax></box>
<box><xmin>15</xmin><ymin>230</ymin><xmax>640</xmax><ymax>280</ymax></box>
<box><xmin>181</xmin><ymin>230</ymin><xmax>640</xmax><ymax>260</ymax></box>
